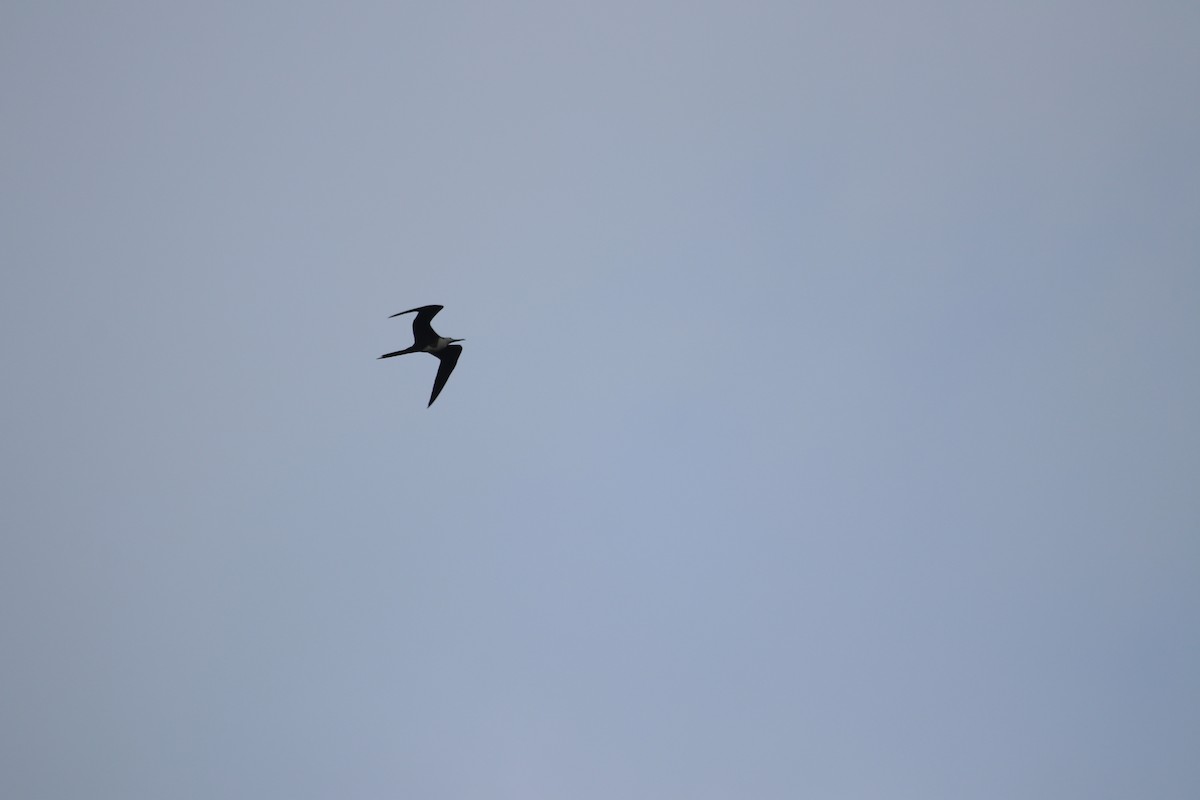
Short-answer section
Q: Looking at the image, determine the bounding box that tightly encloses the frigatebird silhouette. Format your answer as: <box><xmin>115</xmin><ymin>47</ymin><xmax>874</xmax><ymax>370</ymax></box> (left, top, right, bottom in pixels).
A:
<box><xmin>379</xmin><ymin>305</ymin><xmax>464</xmax><ymax>407</ymax></box>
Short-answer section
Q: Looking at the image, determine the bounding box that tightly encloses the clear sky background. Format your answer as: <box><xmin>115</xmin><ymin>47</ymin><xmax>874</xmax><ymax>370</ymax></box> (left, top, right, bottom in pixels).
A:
<box><xmin>3</xmin><ymin>2</ymin><xmax>1199</xmax><ymax>798</ymax></box>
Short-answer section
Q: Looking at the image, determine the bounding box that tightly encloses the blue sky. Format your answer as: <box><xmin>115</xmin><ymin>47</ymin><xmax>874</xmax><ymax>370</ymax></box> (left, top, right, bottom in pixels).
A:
<box><xmin>3</xmin><ymin>2</ymin><xmax>1199</xmax><ymax>798</ymax></box>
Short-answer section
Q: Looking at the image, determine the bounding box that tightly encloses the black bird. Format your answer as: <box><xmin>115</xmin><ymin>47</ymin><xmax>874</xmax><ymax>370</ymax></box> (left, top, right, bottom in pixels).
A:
<box><xmin>379</xmin><ymin>305</ymin><xmax>464</xmax><ymax>407</ymax></box>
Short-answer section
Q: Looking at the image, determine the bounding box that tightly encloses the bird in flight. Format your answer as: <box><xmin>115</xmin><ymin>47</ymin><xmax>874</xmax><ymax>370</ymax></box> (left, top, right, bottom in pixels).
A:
<box><xmin>379</xmin><ymin>305</ymin><xmax>464</xmax><ymax>407</ymax></box>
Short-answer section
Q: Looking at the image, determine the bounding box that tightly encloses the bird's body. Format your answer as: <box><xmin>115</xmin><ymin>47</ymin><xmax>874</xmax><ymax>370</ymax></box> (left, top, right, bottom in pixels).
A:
<box><xmin>379</xmin><ymin>305</ymin><xmax>464</xmax><ymax>406</ymax></box>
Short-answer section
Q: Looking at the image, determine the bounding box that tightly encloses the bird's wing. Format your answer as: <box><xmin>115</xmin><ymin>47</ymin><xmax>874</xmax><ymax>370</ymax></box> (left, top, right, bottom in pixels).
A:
<box><xmin>427</xmin><ymin>345</ymin><xmax>462</xmax><ymax>406</ymax></box>
<box><xmin>390</xmin><ymin>305</ymin><xmax>444</xmax><ymax>343</ymax></box>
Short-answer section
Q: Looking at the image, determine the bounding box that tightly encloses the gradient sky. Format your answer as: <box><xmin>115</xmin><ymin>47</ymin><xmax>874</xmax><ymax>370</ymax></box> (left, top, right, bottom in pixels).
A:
<box><xmin>3</xmin><ymin>2</ymin><xmax>1199</xmax><ymax>798</ymax></box>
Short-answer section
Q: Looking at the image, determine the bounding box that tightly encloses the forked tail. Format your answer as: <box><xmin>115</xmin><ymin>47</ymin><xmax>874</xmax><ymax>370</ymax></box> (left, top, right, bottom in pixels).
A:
<box><xmin>378</xmin><ymin>346</ymin><xmax>419</xmax><ymax>359</ymax></box>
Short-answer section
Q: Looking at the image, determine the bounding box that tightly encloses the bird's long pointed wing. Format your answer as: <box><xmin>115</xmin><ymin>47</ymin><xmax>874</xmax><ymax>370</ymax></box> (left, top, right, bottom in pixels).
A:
<box><xmin>390</xmin><ymin>305</ymin><xmax>444</xmax><ymax>344</ymax></box>
<box><xmin>427</xmin><ymin>345</ymin><xmax>462</xmax><ymax>406</ymax></box>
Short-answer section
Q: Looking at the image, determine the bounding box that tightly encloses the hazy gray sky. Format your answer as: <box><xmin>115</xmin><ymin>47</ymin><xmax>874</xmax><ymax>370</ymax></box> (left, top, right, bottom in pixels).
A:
<box><xmin>3</xmin><ymin>2</ymin><xmax>1199</xmax><ymax>798</ymax></box>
